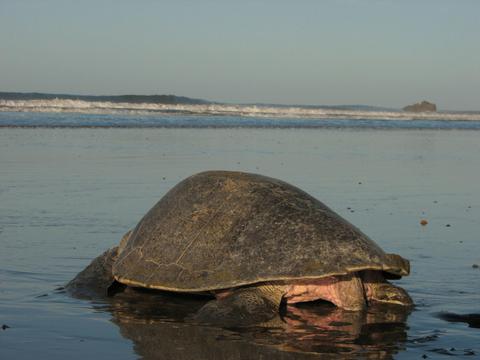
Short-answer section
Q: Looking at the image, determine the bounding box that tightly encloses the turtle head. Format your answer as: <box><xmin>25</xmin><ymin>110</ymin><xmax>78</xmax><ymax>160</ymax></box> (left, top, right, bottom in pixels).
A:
<box><xmin>369</xmin><ymin>282</ymin><xmax>413</xmax><ymax>306</ymax></box>
<box><xmin>362</xmin><ymin>271</ymin><xmax>413</xmax><ymax>307</ymax></box>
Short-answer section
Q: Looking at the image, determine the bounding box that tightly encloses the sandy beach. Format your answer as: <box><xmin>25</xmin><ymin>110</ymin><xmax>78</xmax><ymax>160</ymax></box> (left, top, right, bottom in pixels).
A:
<box><xmin>1</xmin><ymin>127</ymin><xmax>479</xmax><ymax>359</ymax></box>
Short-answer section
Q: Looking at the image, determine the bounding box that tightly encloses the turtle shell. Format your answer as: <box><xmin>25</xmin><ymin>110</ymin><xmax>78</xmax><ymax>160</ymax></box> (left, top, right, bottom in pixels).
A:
<box><xmin>112</xmin><ymin>171</ymin><xmax>409</xmax><ymax>292</ymax></box>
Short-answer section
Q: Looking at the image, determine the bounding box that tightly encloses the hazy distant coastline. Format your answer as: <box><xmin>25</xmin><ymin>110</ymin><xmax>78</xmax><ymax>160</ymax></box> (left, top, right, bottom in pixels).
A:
<box><xmin>0</xmin><ymin>91</ymin><xmax>209</xmax><ymax>105</ymax></box>
<box><xmin>0</xmin><ymin>91</ymin><xmax>391</xmax><ymax>111</ymax></box>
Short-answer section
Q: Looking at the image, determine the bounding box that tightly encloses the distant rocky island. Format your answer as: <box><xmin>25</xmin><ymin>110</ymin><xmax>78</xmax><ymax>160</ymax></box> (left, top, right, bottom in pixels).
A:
<box><xmin>403</xmin><ymin>101</ymin><xmax>437</xmax><ymax>113</ymax></box>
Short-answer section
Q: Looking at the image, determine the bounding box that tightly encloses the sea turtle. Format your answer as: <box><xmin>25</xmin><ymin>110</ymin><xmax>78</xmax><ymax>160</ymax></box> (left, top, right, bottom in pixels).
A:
<box><xmin>67</xmin><ymin>171</ymin><xmax>412</xmax><ymax>325</ymax></box>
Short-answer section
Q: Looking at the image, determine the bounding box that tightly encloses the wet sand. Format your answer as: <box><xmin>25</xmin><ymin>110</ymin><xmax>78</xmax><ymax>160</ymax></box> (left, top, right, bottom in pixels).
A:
<box><xmin>1</xmin><ymin>128</ymin><xmax>479</xmax><ymax>359</ymax></box>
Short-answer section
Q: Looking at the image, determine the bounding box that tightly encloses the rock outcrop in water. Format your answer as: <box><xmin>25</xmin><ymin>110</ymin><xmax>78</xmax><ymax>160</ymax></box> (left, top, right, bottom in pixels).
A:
<box><xmin>403</xmin><ymin>101</ymin><xmax>437</xmax><ymax>113</ymax></box>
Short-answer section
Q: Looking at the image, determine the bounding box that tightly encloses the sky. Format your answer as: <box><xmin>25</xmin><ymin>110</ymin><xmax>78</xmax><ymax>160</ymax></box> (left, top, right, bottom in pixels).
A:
<box><xmin>0</xmin><ymin>0</ymin><xmax>479</xmax><ymax>110</ymax></box>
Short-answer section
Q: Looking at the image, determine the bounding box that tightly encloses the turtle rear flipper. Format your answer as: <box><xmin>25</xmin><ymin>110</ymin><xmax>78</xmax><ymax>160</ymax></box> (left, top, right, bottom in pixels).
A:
<box><xmin>66</xmin><ymin>247</ymin><xmax>119</xmax><ymax>299</ymax></box>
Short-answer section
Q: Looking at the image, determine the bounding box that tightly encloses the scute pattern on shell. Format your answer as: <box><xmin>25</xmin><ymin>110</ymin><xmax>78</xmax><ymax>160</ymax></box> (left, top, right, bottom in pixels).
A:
<box><xmin>112</xmin><ymin>171</ymin><xmax>409</xmax><ymax>292</ymax></box>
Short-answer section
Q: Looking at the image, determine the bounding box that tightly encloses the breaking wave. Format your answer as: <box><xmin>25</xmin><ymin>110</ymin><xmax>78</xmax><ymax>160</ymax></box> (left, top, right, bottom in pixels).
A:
<box><xmin>2</xmin><ymin>98</ymin><xmax>480</xmax><ymax>122</ymax></box>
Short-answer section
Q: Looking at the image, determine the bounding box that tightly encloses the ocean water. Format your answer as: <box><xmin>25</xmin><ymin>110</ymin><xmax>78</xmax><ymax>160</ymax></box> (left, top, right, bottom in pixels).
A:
<box><xmin>2</xmin><ymin>96</ymin><xmax>480</xmax><ymax>129</ymax></box>
<box><xmin>1</xmin><ymin>110</ymin><xmax>480</xmax><ymax>359</ymax></box>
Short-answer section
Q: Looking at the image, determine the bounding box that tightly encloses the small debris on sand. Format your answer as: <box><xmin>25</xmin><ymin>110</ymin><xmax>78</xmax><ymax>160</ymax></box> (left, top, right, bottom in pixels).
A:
<box><xmin>420</xmin><ymin>219</ymin><xmax>428</xmax><ymax>226</ymax></box>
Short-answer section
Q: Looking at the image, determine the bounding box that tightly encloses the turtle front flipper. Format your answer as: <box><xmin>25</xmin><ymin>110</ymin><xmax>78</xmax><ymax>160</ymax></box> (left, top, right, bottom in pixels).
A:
<box><xmin>194</xmin><ymin>284</ymin><xmax>286</xmax><ymax>326</ymax></box>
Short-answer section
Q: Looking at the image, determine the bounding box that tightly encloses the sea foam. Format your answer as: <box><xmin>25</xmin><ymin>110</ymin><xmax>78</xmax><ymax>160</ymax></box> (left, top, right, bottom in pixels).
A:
<box><xmin>2</xmin><ymin>98</ymin><xmax>480</xmax><ymax>121</ymax></box>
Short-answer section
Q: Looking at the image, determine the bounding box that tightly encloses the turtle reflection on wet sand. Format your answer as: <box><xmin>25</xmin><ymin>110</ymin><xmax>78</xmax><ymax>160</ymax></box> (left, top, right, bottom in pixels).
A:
<box><xmin>106</xmin><ymin>289</ymin><xmax>410</xmax><ymax>359</ymax></box>
<box><xmin>67</xmin><ymin>171</ymin><xmax>413</xmax><ymax>326</ymax></box>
